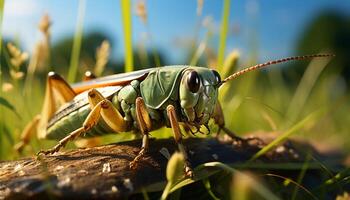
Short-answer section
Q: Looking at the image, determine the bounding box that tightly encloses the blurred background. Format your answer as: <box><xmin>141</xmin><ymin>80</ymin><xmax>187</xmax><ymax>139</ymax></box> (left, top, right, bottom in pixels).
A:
<box><xmin>0</xmin><ymin>0</ymin><xmax>349</xmax><ymax>160</ymax></box>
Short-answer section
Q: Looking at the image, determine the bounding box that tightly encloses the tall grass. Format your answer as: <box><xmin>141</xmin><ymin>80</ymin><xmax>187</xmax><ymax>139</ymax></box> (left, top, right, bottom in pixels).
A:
<box><xmin>285</xmin><ymin>57</ymin><xmax>332</xmax><ymax>127</ymax></box>
<box><xmin>0</xmin><ymin>0</ymin><xmax>4</xmax><ymax>90</ymax></box>
<box><xmin>189</xmin><ymin>36</ymin><xmax>207</xmax><ymax>66</ymax></box>
<box><xmin>251</xmin><ymin>109</ymin><xmax>323</xmax><ymax>161</ymax></box>
<box><xmin>0</xmin><ymin>0</ymin><xmax>4</xmax><ymax>61</ymax></box>
<box><xmin>67</xmin><ymin>0</ymin><xmax>86</xmax><ymax>83</ymax></box>
<box><xmin>167</xmin><ymin>162</ymin><xmax>280</xmax><ymax>200</ymax></box>
<box><xmin>291</xmin><ymin>152</ymin><xmax>312</xmax><ymax>200</ymax></box>
<box><xmin>217</xmin><ymin>0</ymin><xmax>231</xmax><ymax>70</ymax></box>
<box><xmin>135</xmin><ymin>0</ymin><xmax>160</xmax><ymax>67</ymax></box>
<box><xmin>120</xmin><ymin>0</ymin><xmax>133</xmax><ymax>72</ymax></box>
<box><xmin>0</xmin><ymin>0</ymin><xmax>5</xmax><ymax>159</ymax></box>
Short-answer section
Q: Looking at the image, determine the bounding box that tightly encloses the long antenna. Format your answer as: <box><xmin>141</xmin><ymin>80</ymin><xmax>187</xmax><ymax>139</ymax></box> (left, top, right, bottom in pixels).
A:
<box><xmin>220</xmin><ymin>54</ymin><xmax>335</xmax><ymax>85</ymax></box>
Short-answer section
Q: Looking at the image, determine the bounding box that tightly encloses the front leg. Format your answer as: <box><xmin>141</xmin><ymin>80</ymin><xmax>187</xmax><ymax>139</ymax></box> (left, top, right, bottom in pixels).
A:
<box><xmin>129</xmin><ymin>97</ymin><xmax>152</xmax><ymax>169</ymax></box>
<box><xmin>212</xmin><ymin>102</ymin><xmax>242</xmax><ymax>140</ymax></box>
<box><xmin>213</xmin><ymin>102</ymin><xmax>265</xmax><ymax>146</ymax></box>
<box><xmin>166</xmin><ymin>105</ymin><xmax>193</xmax><ymax>177</ymax></box>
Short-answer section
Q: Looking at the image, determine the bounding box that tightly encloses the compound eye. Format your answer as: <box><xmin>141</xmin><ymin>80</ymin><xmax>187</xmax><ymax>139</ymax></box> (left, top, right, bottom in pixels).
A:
<box><xmin>187</xmin><ymin>71</ymin><xmax>200</xmax><ymax>93</ymax></box>
<box><xmin>211</xmin><ymin>70</ymin><xmax>221</xmax><ymax>84</ymax></box>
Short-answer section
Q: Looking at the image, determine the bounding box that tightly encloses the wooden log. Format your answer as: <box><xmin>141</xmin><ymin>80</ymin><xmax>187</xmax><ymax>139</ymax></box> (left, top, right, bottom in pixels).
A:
<box><xmin>0</xmin><ymin>137</ymin><xmax>345</xmax><ymax>199</ymax></box>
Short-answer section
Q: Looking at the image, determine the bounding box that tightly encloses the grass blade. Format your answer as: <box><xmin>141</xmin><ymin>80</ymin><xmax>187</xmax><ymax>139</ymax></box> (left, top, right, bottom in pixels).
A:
<box><xmin>285</xmin><ymin>57</ymin><xmax>332</xmax><ymax>126</ymax></box>
<box><xmin>141</xmin><ymin>187</ymin><xmax>150</xmax><ymax>200</ymax></box>
<box><xmin>169</xmin><ymin>162</ymin><xmax>280</xmax><ymax>200</ymax></box>
<box><xmin>0</xmin><ymin>0</ymin><xmax>4</xmax><ymax>97</ymax></box>
<box><xmin>0</xmin><ymin>0</ymin><xmax>5</xmax><ymax>159</ymax></box>
<box><xmin>0</xmin><ymin>0</ymin><xmax>4</xmax><ymax>94</ymax></box>
<box><xmin>202</xmin><ymin>179</ymin><xmax>220</xmax><ymax>200</ymax></box>
<box><xmin>120</xmin><ymin>0</ymin><xmax>133</xmax><ymax>72</ymax></box>
<box><xmin>0</xmin><ymin>96</ymin><xmax>20</xmax><ymax>118</ymax></box>
<box><xmin>264</xmin><ymin>173</ymin><xmax>318</xmax><ymax>200</ymax></box>
<box><xmin>250</xmin><ymin>109</ymin><xmax>324</xmax><ymax>161</ymax></box>
<box><xmin>217</xmin><ymin>0</ymin><xmax>231</xmax><ymax>69</ymax></box>
<box><xmin>67</xmin><ymin>0</ymin><xmax>86</xmax><ymax>83</ymax></box>
<box><xmin>1</xmin><ymin>123</ymin><xmax>14</xmax><ymax>145</ymax></box>
<box><xmin>203</xmin><ymin>162</ymin><xmax>280</xmax><ymax>200</ymax></box>
<box><xmin>291</xmin><ymin>152</ymin><xmax>312</xmax><ymax>200</ymax></box>
<box><xmin>0</xmin><ymin>0</ymin><xmax>4</xmax><ymax>63</ymax></box>
<box><xmin>189</xmin><ymin>38</ymin><xmax>207</xmax><ymax>66</ymax></box>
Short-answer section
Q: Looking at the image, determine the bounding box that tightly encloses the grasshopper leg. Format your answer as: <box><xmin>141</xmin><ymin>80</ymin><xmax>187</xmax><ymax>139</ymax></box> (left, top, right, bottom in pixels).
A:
<box><xmin>87</xmin><ymin>89</ymin><xmax>129</xmax><ymax>132</ymax></box>
<box><xmin>15</xmin><ymin>73</ymin><xmax>76</xmax><ymax>153</ymax></box>
<box><xmin>130</xmin><ymin>97</ymin><xmax>152</xmax><ymax>169</ymax></box>
<box><xmin>38</xmin><ymin>100</ymin><xmax>104</xmax><ymax>155</ymax></box>
<box><xmin>38</xmin><ymin>72</ymin><xmax>76</xmax><ymax>139</ymax></box>
<box><xmin>38</xmin><ymin>89</ymin><xmax>129</xmax><ymax>155</ymax></box>
<box><xmin>167</xmin><ymin>105</ymin><xmax>193</xmax><ymax>178</ymax></box>
<box><xmin>40</xmin><ymin>72</ymin><xmax>76</xmax><ymax>126</ymax></box>
<box><xmin>14</xmin><ymin>115</ymin><xmax>41</xmax><ymax>152</ymax></box>
<box><xmin>76</xmin><ymin>74</ymin><xmax>101</xmax><ymax>148</ymax></box>
<box><xmin>212</xmin><ymin>102</ymin><xmax>241</xmax><ymax>139</ymax></box>
<box><xmin>213</xmin><ymin>102</ymin><xmax>264</xmax><ymax>146</ymax></box>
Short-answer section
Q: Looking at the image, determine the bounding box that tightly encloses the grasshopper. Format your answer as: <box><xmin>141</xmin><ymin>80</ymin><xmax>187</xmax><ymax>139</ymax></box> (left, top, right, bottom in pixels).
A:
<box><xmin>15</xmin><ymin>54</ymin><xmax>333</xmax><ymax>176</ymax></box>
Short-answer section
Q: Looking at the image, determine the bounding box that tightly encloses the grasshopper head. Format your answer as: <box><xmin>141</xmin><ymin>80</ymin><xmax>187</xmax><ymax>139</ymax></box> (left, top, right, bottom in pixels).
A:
<box><xmin>179</xmin><ymin>67</ymin><xmax>221</xmax><ymax>126</ymax></box>
<box><xmin>177</xmin><ymin>54</ymin><xmax>334</xmax><ymax>130</ymax></box>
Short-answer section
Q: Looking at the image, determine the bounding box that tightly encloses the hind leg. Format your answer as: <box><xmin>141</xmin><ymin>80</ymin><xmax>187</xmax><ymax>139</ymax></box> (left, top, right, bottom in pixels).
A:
<box><xmin>38</xmin><ymin>89</ymin><xmax>129</xmax><ymax>155</ymax></box>
<box><xmin>15</xmin><ymin>72</ymin><xmax>76</xmax><ymax>152</ymax></box>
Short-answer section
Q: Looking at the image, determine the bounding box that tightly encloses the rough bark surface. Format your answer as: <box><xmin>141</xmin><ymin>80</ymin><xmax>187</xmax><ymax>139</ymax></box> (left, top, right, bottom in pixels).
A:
<box><xmin>0</xmin><ymin>137</ymin><xmax>345</xmax><ymax>200</ymax></box>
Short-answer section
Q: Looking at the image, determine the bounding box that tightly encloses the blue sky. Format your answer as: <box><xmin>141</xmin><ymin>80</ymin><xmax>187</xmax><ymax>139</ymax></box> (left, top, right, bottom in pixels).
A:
<box><xmin>3</xmin><ymin>0</ymin><xmax>350</xmax><ymax>64</ymax></box>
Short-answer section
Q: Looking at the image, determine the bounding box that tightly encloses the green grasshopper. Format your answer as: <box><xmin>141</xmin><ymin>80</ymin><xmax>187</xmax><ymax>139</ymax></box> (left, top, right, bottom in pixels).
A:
<box><xmin>15</xmin><ymin>54</ymin><xmax>333</xmax><ymax>176</ymax></box>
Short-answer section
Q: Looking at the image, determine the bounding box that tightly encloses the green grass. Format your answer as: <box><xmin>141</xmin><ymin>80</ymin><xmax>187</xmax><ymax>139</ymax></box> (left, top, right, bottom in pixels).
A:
<box><xmin>120</xmin><ymin>0</ymin><xmax>133</xmax><ymax>72</ymax></box>
<box><xmin>0</xmin><ymin>0</ymin><xmax>5</xmax><ymax>159</ymax></box>
<box><xmin>217</xmin><ymin>0</ymin><xmax>231</xmax><ymax>70</ymax></box>
<box><xmin>0</xmin><ymin>0</ymin><xmax>4</xmax><ymax>59</ymax></box>
<box><xmin>285</xmin><ymin>57</ymin><xmax>333</xmax><ymax>127</ymax></box>
<box><xmin>67</xmin><ymin>0</ymin><xmax>86</xmax><ymax>83</ymax></box>
<box><xmin>250</xmin><ymin>109</ymin><xmax>323</xmax><ymax>161</ymax></box>
<box><xmin>0</xmin><ymin>1</ymin><xmax>348</xmax><ymax>199</ymax></box>
<box><xmin>167</xmin><ymin>162</ymin><xmax>280</xmax><ymax>200</ymax></box>
<box><xmin>291</xmin><ymin>152</ymin><xmax>312</xmax><ymax>200</ymax></box>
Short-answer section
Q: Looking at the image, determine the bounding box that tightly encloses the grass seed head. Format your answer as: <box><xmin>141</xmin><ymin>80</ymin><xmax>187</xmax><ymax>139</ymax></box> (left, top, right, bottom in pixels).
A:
<box><xmin>7</xmin><ymin>43</ymin><xmax>28</xmax><ymax>70</ymax></box>
<box><xmin>10</xmin><ymin>70</ymin><xmax>24</xmax><ymax>80</ymax></box>
<box><xmin>135</xmin><ymin>0</ymin><xmax>147</xmax><ymax>25</ymax></box>
<box><xmin>94</xmin><ymin>40</ymin><xmax>110</xmax><ymax>76</ymax></box>
<box><xmin>197</xmin><ymin>0</ymin><xmax>204</xmax><ymax>16</ymax></box>
<box><xmin>2</xmin><ymin>82</ymin><xmax>14</xmax><ymax>92</ymax></box>
<box><xmin>38</xmin><ymin>13</ymin><xmax>51</xmax><ymax>37</ymax></box>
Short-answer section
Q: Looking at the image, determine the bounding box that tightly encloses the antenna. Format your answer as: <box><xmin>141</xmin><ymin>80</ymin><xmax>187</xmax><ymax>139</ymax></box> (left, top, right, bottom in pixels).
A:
<box><xmin>220</xmin><ymin>54</ymin><xmax>335</xmax><ymax>85</ymax></box>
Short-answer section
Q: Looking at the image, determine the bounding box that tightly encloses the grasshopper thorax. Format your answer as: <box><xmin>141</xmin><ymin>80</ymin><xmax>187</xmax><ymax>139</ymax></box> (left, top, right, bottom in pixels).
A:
<box><xmin>179</xmin><ymin>67</ymin><xmax>221</xmax><ymax>125</ymax></box>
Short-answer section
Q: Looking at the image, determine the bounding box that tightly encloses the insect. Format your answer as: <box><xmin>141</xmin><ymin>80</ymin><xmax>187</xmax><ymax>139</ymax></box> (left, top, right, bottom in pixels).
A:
<box><xmin>15</xmin><ymin>54</ymin><xmax>333</xmax><ymax>177</ymax></box>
